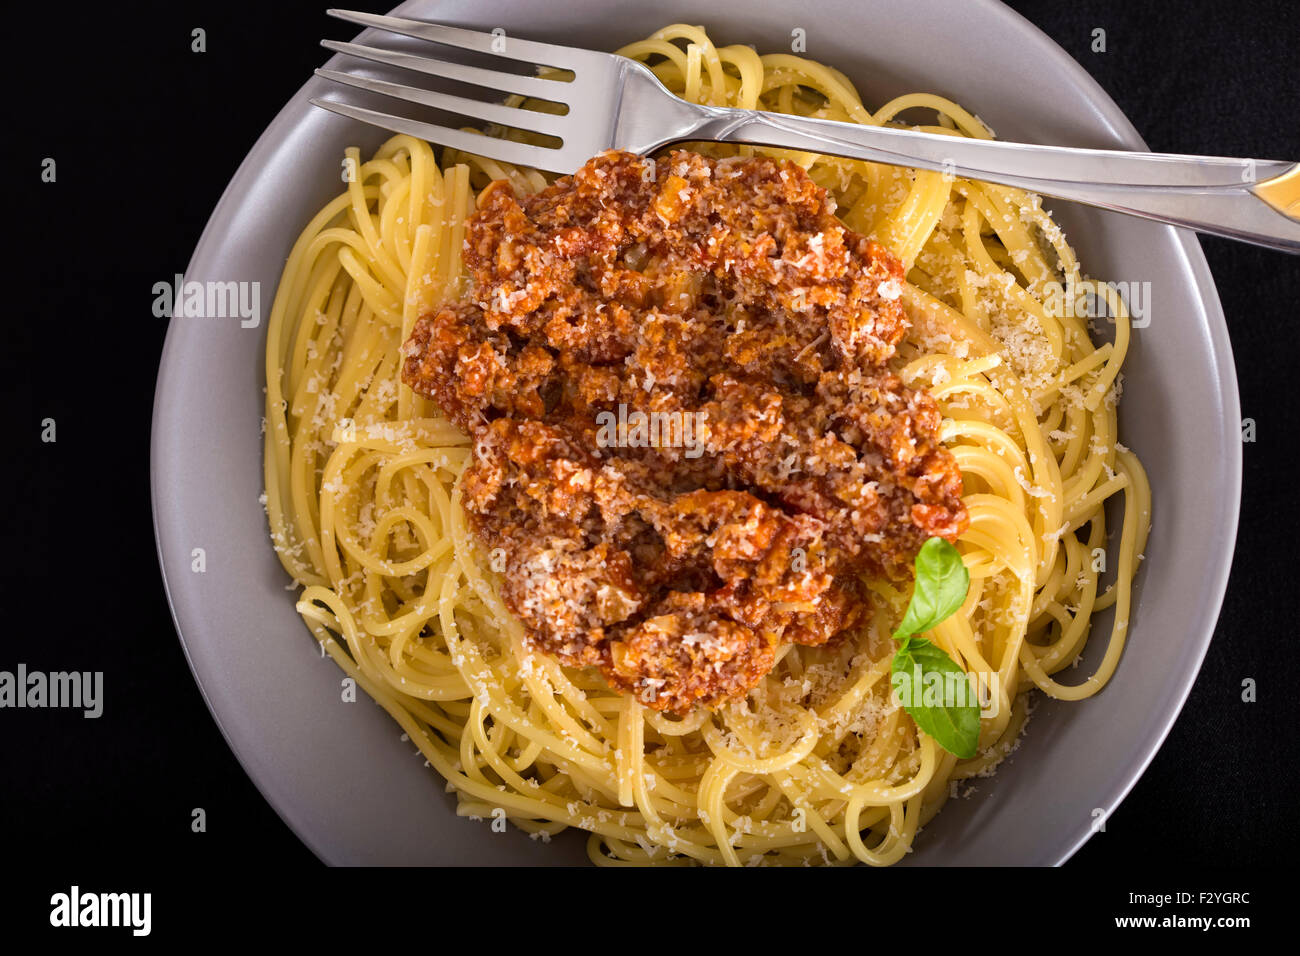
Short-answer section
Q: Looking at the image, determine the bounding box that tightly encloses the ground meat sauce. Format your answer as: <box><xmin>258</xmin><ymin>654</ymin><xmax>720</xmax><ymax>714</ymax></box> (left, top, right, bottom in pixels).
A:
<box><xmin>401</xmin><ymin>149</ymin><xmax>968</xmax><ymax>714</ymax></box>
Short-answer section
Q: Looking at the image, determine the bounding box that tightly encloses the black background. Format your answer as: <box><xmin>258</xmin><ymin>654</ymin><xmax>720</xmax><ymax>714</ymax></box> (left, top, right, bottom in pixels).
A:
<box><xmin>3</xmin><ymin>0</ymin><xmax>1296</xmax><ymax>911</ymax></box>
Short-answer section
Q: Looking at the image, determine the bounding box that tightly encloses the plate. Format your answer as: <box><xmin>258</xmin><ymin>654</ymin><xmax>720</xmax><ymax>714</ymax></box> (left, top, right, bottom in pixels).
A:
<box><xmin>151</xmin><ymin>0</ymin><xmax>1240</xmax><ymax>865</ymax></box>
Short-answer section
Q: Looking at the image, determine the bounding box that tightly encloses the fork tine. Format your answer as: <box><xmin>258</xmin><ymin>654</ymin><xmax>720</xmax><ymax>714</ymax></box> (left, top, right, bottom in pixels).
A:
<box><xmin>309</xmin><ymin>98</ymin><xmax>566</xmax><ymax>172</ymax></box>
<box><xmin>327</xmin><ymin>8</ymin><xmax>593</xmax><ymax>69</ymax></box>
<box><xmin>321</xmin><ymin>39</ymin><xmax>567</xmax><ymax>103</ymax></box>
<box><xmin>315</xmin><ymin>69</ymin><xmax>569</xmax><ymax>137</ymax></box>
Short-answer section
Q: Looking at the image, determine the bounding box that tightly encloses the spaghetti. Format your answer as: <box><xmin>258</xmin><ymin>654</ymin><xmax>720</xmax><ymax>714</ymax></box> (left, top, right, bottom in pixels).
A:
<box><xmin>263</xmin><ymin>24</ymin><xmax>1151</xmax><ymax>866</ymax></box>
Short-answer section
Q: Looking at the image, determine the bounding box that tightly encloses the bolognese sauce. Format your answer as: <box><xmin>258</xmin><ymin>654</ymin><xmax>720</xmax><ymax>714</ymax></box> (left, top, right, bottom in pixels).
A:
<box><xmin>401</xmin><ymin>149</ymin><xmax>967</xmax><ymax>714</ymax></box>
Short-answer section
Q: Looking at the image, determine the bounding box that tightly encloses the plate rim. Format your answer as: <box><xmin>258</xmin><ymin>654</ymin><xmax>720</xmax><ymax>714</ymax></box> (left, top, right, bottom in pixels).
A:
<box><xmin>151</xmin><ymin>0</ymin><xmax>1242</xmax><ymax>867</ymax></box>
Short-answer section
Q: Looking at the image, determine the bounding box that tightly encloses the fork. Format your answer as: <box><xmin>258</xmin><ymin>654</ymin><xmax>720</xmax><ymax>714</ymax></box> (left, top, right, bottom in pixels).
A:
<box><xmin>311</xmin><ymin>9</ymin><xmax>1300</xmax><ymax>253</ymax></box>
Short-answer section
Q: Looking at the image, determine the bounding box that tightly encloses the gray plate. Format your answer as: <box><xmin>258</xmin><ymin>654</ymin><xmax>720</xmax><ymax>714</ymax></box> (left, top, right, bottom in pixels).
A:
<box><xmin>151</xmin><ymin>0</ymin><xmax>1240</xmax><ymax>865</ymax></box>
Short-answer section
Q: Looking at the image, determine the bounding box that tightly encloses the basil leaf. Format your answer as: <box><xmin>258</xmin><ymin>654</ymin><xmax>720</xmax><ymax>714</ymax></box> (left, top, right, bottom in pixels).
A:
<box><xmin>892</xmin><ymin>537</ymin><xmax>969</xmax><ymax>640</ymax></box>
<box><xmin>890</xmin><ymin>637</ymin><xmax>980</xmax><ymax>759</ymax></box>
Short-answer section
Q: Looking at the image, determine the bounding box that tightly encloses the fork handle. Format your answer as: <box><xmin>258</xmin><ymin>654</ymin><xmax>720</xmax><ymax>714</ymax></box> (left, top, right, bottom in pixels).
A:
<box><xmin>682</xmin><ymin>105</ymin><xmax>1300</xmax><ymax>253</ymax></box>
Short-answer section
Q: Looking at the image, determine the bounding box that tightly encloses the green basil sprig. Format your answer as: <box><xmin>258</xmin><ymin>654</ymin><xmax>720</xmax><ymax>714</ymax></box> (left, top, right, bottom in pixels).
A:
<box><xmin>889</xmin><ymin>537</ymin><xmax>980</xmax><ymax>759</ymax></box>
